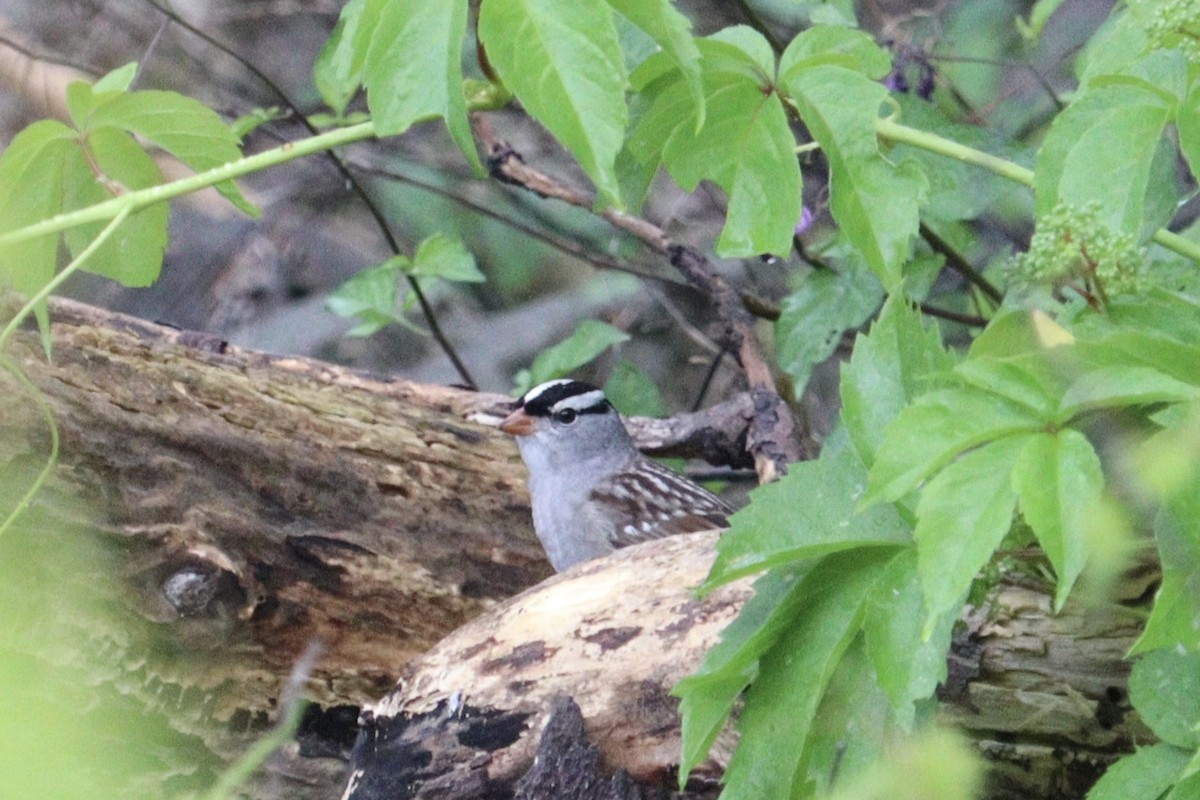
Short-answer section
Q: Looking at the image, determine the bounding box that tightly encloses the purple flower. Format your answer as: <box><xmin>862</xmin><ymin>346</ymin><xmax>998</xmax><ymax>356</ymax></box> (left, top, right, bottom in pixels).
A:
<box><xmin>794</xmin><ymin>206</ymin><xmax>815</xmax><ymax>237</ymax></box>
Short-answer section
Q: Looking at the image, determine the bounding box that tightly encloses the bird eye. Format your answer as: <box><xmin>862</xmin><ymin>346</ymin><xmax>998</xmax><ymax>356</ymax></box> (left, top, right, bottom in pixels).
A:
<box><xmin>554</xmin><ymin>408</ymin><xmax>578</xmax><ymax>424</ymax></box>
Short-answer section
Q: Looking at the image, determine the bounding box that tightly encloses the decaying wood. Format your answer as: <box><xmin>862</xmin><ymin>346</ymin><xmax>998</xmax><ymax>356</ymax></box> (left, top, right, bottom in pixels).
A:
<box><xmin>0</xmin><ymin>298</ymin><xmax>1155</xmax><ymax>800</ymax></box>
<box><xmin>344</xmin><ymin>530</ymin><xmax>743</xmax><ymax>800</ymax></box>
<box><xmin>1</xmin><ymin>297</ymin><xmax>551</xmax><ymax>794</ymax></box>
<box><xmin>0</xmin><ymin>297</ymin><xmax>752</xmax><ymax>797</ymax></box>
<box><xmin>344</xmin><ymin>532</ymin><xmax>1153</xmax><ymax>800</ymax></box>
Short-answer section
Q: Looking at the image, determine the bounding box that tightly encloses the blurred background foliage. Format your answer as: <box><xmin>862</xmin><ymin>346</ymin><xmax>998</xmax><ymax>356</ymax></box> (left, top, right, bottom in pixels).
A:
<box><xmin>0</xmin><ymin>0</ymin><xmax>1132</xmax><ymax>418</ymax></box>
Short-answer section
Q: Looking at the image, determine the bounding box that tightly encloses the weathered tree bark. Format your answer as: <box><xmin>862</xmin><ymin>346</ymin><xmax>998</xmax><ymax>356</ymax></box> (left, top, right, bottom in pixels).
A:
<box><xmin>343</xmin><ymin>532</ymin><xmax>1153</xmax><ymax>800</ymax></box>
<box><xmin>0</xmin><ymin>299</ymin><xmax>1152</xmax><ymax>800</ymax></box>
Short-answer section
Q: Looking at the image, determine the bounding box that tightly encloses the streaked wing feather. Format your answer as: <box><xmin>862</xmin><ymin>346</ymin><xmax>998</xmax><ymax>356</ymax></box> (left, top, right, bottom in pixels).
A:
<box><xmin>587</xmin><ymin>458</ymin><xmax>731</xmax><ymax>550</ymax></box>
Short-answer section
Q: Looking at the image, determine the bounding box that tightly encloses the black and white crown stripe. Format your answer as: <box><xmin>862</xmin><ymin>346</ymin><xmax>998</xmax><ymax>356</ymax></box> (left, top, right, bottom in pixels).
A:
<box><xmin>518</xmin><ymin>379</ymin><xmax>612</xmax><ymax>418</ymax></box>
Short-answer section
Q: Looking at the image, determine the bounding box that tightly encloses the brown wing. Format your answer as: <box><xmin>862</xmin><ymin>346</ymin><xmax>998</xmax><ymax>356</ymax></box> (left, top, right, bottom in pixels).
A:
<box><xmin>587</xmin><ymin>457</ymin><xmax>731</xmax><ymax>551</ymax></box>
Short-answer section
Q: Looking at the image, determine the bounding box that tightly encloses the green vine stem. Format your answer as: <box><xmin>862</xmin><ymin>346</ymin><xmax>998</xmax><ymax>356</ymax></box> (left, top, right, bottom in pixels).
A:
<box><xmin>875</xmin><ymin>117</ymin><xmax>1200</xmax><ymax>264</ymax></box>
<box><xmin>0</xmin><ymin>121</ymin><xmax>376</xmax><ymax>250</ymax></box>
<box><xmin>0</xmin><ymin>358</ymin><xmax>59</xmax><ymax>539</ymax></box>
<box><xmin>0</xmin><ymin>205</ymin><xmax>133</xmax><ymax>537</ymax></box>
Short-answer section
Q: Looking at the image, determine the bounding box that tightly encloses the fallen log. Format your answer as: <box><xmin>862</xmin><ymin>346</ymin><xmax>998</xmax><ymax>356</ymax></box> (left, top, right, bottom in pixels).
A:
<box><xmin>0</xmin><ymin>298</ymin><xmax>1154</xmax><ymax>800</ymax></box>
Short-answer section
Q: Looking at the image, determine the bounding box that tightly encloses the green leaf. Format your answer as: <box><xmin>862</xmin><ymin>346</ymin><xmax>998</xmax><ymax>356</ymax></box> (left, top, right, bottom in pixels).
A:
<box><xmin>1075</xmin><ymin>8</ymin><xmax>1145</xmax><ymax>86</ymax></box>
<box><xmin>523</xmin><ymin>320</ymin><xmax>630</xmax><ymax>388</ymax></box>
<box><xmin>61</xmin><ymin>127</ymin><xmax>168</xmax><ymax>287</ymax></box>
<box><xmin>0</xmin><ymin>120</ymin><xmax>76</xmax><ymax>310</ymax></box>
<box><xmin>676</xmin><ymin>563</ymin><xmax>813</xmax><ymax>784</ymax></box>
<box><xmin>952</xmin><ymin>358</ymin><xmax>1062</xmax><ymax>420</ymax></box>
<box><xmin>914</xmin><ymin>435</ymin><xmax>1027</xmax><ymax>625</ymax></box>
<box><xmin>479</xmin><ymin>0</ymin><xmax>626</xmax><ymax>204</ymax></box>
<box><xmin>705</xmin><ymin>427</ymin><xmax>911</xmax><ymax>587</ymax></box>
<box><xmin>1018</xmin><ymin>0</ymin><xmax>1068</xmax><ymax>41</ymax></box>
<box><xmin>1087</xmin><ymin>744</ymin><xmax>1192</xmax><ymax>800</ymax></box>
<box><xmin>865</xmin><ymin>389</ymin><xmax>1042</xmax><ymax>505</ymax></box>
<box><xmin>603</xmin><ymin>360</ymin><xmax>666</xmax><ymax>417</ymax></box>
<box><xmin>325</xmin><ymin>258</ymin><xmax>403</xmax><ymax>337</ymax></box>
<box><xmin>1012</xmin><ymin>430</ymin><xmax>1103</xmax><ymax>610</ymax></box>
<box><xmin>1072</xmin><ymin>296</ymin><xmax>1200</xmax><ymax>385</ymax></box>
<box><xmin>888</xmin><ymin>94</ymin><xmax>1023</xmax><ymax>223</ymax></box>
<box><xmin>778</xmin><ymin>25</ymin><xmax>891</xmax><ymax>77</ymax></box>
<box><xmin>365</xmin><ymin>0</ymin><xmax>480</xmax><ymax>172</ymax></box>
<box><xmin>93</xmin><ymin>62</ymin><xmax>138</xmax><ymax>93</ymax></box>
<box><xmin>405</xmin><ymin>233</ymin><xmax>484</xmax><ymax>283</ymax></box>
<box><xmin>782</xmin><ymin>64</ymin><xmax>926</xmax><ymax>289</ymax></box>
<box><xmin>1177</xmin><ymin>77</ymin><xmax>1200</xmax><ymax>195</ymax></box>
<box><xmin>1058</xmin><ymin>367</ymin><xmax>1200</xmax><ymax>422</ymax></box>
<box><xmin>1132</xmin><ymin>474</ymin><xmax>1200</xmax><ymax>654</ymax></box>
<box><xmin>313</xmin><ymin>0</ymin><xmax>367</xmax><ymax>117</ymax></box>
<box><xmin>605</xmin><ymin>0</ymin><xmax>704</xmax><ymax>127</ymax></box>
<box><xmin>827</xmin><ymin>729</ymin><xmax>982</xmax><ymax>800</ymax></box>
<box><xmin>1034</xmin><ymin>82</ymin><xmax>1171</xmax><ymax>237</ymax></box>
<box><xmin>776</xmin><ymin>261</ymin><xmax>882</xmax><ymax>398</ymax></box>
<box><xmin>862</xmin><ymin>548</ymin><xmax>957</xmax><ymax>728</ymax></box>
<box><xmin>661</xmin><ymin>56</ymin><xmax>799</xmax><ymax>255</ymax></box>
<box><xmin>84</xmin><ymin>90</ymin><xmax>256</xmax><ymax>216</ymax></box>
<box><xmin>718</xmin><ymin>550</ymin><xmax>892</xmax><ymax>800</ymax></box>
<box><xmin>705</xmin><ymin>25</ymin><xmax>776</xmax><ymax>77</ymax></box>
<box><xmin>841</xmin><ymin>295</ymin><xmax>954</xmax><ymax>465</ymax></box>
<box><xmin>1129</xmin><ymin>648</ymin><xmax>1200</xmax><ymax>749</ymax></box>
<box><xmin>628</xmin><ymin>31</ymin><xmax>800</xmax><ymax>255</ymax></box>
<box><xmin>801</xmin><ymin>636</ymin><xmax>893</xmax><ymax>794</ymax></box>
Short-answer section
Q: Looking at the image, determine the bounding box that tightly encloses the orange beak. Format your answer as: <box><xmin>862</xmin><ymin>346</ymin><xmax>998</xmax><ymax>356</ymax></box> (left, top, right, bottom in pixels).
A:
<box><xmin>499</xmin><ymin>407</ymin><xmax>536</xmax><ymax>436</ymax></box>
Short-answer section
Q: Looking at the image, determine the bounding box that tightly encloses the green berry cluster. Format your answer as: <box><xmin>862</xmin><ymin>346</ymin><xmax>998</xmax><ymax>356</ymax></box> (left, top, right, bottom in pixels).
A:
<box><xmin>1146</xmin><ymin>0</ymin><xmax>1200</xmax><ymax>63</ymax></box>
<box><xmin>1009</xmin><ymin>202</ymin><xmax>1146</xmax><ymax>309</ymax></box>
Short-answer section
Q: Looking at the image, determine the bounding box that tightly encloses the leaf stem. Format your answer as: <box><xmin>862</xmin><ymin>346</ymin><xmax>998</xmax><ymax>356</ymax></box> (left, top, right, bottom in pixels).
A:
<box><xmin>0</xmin><ymin>205</ymin><xmax>133</xmax><ymax>352</ymax></box>
<box><xmin>0</xmin><ymin>121</ymin><xmax>377</xmax><ymax>249</ymax></box>
<box><xmin>0</xmin><ymin>205</ymin><xmax>129</xmax><ymax>538</ymax></box>
<box><xmin>875</xmin><ymin>116</ymin><xmax>1033</xmax><ymax>186</ymax></box>
<box><xmin>876</xmin><ymin>117</ymin><xmax>1200</xmax><ymax>264</ymax></box>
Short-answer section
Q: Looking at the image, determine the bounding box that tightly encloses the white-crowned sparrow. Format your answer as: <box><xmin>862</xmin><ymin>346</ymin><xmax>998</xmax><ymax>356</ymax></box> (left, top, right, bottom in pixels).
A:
<box><xmin>500</xmin><ymin>379</ymin><xmax>731</xmax><ymax>571</ymax></box>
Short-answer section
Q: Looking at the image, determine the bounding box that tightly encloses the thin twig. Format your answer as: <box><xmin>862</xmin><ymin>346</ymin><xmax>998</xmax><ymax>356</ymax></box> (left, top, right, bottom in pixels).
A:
<box><xmin>140</xmin><ymin>0</ymin><xmax>478</xmax><ymax>387</ymax></box>
<box><xmin>691</xmin><ymin>348</ymin><xmax>728</xmax><ymax>413</ymax></box>
<box><xmin>347</xmin><ymin>158</ymin><xmax>693</xmax><ymax>291</ymax></box>
<box><xmin>917</xmin><ymin>303</ymin><xmax>988</xmax><ymax>327</ymax></box>
<box><xmin>919</xmin><ymin>222</ymin><xmax>1003</xmax><ymax>304</ymax></box>
<box><xmin>474</xmin><ymin>116</ymin><xmax>804</xmax><ymax>479</ymax></box>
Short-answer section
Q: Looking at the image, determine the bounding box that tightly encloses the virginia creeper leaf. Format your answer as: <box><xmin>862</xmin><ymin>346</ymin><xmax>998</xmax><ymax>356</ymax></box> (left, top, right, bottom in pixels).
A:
<box><xmin>914</xmin><ymin>435</ymin><xmax>1028</xmax><ymax>625</ymax></box>
<box><xmin>778</xmin><ymin>25</ymin><xmax>890</xmax><ymax>77</ymax></box>
<box><xmin>1058</xmin><ymin>366</ymin><xmax>1200</xmax><ymax>422</ymax></box>
<box><xmin>841</xmin><ymin>295</ymin><xmax>954</xmax><ymax>465</ymax></box>
<box><xmin>0</xmin><ymin>120</ymin><xmax>76</xmax><ymax>314</ymax></box>
<box><xmin>676</xmin><ymin>564</ymin><xmax>812</xmax><ymax>785</ymax></box>
<box><xmin>61</xmin><ymin>127</ymin><xmax>168</xmax><ymax>287</ymax></box>
<box><xmin>1012</xmin><ymin>430</ymin><xmax>1103</xmax><ymax>610</ymax></box>
<box><xmin>522</xmin><ymin>320</ymin><xmax>630</xmax><ymax>390</ymax></box>
<box><xmin>479</xmin><ymin>0</ymin><xmax>626</xmax><ymax>203</ymax></box>
<box><xmin>1034</xmin><ymin>81</ymin><xmax>1171</xmax><ymax>237</ymax></box>
<box><xmin>325</xmin><ymin>257</ymin><xmax>404</xmax><ymax>337</ymax></box>
<box><xmin>365</xmin><ymin>0</ymin><xmax>480</xmax><ymax>172</ymax></box>
<box><xmin>313</xmin><ymin>0</ymin><xmax>367</xmax><ymax>117</ymax></box>
<box><xmin>85</xmin><ymin>90</ymin><xmax>256</xmax><ymax>216</ymax></box>
<box><xmin>782</xmin><ymin>64</ymin><xmax>926</xmax><ymax>289</ymax></box>
<box><xmin>605</xmin><ymin>0</ymin><xmax>704</xmax><ymax>127</ymax></box>
<box><xmin>1129</xmin><ymin>647</ymin><xmax>1200</xmax><ymax>749</ymax></box>
<box><xmin>775</xmin><ymin>259</ymin><xmax>882</xmax><ymax>398</ymax></box>
<box><xmin>865</xmin><ymin>389</ymin><xmax>1042</xmax><ymax>505</ymax></box>
<box><xmin>705</xmin><ymin>427</ymin><xmax>909</xmax><ymax>588</ymax></box>
<box><xmin>1132</xmin><ymin>473</ymin><xmax>1200</xmax><ymax>654</ymax></box>
<box><xmin>862</xmin><ymin>548</ymin><xmax>957</xmax><ymax>728</ymax></box>
<box><xmin>405</xmin><ymin>234</ymin><xmax>483</xmax><ymax>283</ymax></box>
<box><xmin>717</xmin><ymin>550</ymin><xmax>892</xmax><ymax>800</ymax></box>
<box><xmin>1086</xmin><ymin>744</ymin><xmax>1192</xmax><ymax>800</ymax></box>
